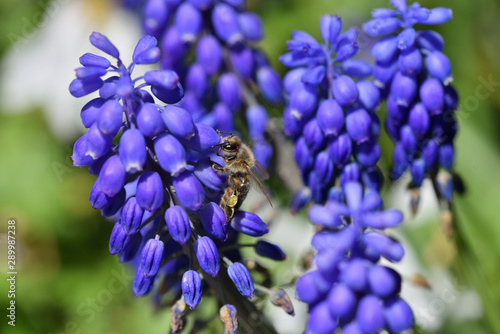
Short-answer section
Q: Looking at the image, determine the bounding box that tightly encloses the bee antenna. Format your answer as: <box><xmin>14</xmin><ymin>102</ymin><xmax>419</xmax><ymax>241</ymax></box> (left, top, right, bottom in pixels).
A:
<box><xmin>216</xmin><ymin>130</ymin><xmax>235</xmax><ymax>137</ymax></box>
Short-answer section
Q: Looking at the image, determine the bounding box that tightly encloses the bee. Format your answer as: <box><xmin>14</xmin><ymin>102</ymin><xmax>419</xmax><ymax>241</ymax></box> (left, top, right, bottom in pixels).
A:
<box><xmin>210</xmin><ymin>131</ymin><xmax>273</xmax><ymax>223</ymax></box>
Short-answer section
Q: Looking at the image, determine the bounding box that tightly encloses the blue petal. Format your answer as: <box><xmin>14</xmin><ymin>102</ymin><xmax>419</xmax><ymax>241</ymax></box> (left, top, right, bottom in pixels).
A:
<box><xmin>418</xmin><ymin>7</ymin><xmax>452</xmax><ymax>25</ymax></box>
<box><xmin>361</xmin><ymin>210</ymin><xmax>403</xmax><ymax>228</ymax></box>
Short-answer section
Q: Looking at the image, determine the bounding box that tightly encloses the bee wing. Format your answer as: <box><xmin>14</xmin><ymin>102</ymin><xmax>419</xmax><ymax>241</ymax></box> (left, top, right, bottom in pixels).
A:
<box><xmin>253</xmin><ymin>160</ymin><xmax>270</xmax><ymax>180</ymax></box>
<box><xmin>244</xmin><ymin>164</ymin><xmax>273</xmax><ymax>208</ymax></box>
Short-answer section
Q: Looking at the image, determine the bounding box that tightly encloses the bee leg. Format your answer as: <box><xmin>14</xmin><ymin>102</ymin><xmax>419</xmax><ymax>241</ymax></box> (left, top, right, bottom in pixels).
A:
<box><xmin>209</xmin><ymin>158</ymin><xmax>225</xmax><ymax>173</ymax></box>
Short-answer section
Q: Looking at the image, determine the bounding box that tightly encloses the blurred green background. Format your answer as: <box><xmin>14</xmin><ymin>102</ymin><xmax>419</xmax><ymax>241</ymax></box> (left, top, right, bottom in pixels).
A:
<box><xmin>1</xmin><ymin>0</ymin><xmax>499</xmax><ymax>333</ymax></box>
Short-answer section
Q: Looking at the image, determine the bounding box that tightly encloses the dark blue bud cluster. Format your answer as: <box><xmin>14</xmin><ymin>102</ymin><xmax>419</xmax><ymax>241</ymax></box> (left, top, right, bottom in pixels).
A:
<box><xmin>70</xmin><ymin>32</ymin><xmax>289</xmax><ymax>331</ymax></box>
<box><xmin>363</xmin><ymin>0</ymin><xmax>458</xmax><ymax>209</ymax></box>
<box><xmin>281</xmin><ymin>14</ymin><xmax>414</xmax><ymax>333</ymax></box>
<box><xmin>141</xmin><ymin>0</ymin><xmax>281</xmax><ymax>169</ymax></box>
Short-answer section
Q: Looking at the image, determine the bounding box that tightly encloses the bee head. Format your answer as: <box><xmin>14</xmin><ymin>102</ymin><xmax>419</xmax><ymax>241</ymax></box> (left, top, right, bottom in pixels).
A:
<box><xmin>221</xmin><ymin>135</ymin><xmax>240</xmax><ymax>153</ymax></box>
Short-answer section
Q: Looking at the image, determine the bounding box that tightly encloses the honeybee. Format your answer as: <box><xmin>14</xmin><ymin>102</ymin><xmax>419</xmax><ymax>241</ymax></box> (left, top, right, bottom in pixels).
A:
<box><xmin>210</xmin><ymin>131</ymin><xmax>273</xmax><ymax>223</ymax></box>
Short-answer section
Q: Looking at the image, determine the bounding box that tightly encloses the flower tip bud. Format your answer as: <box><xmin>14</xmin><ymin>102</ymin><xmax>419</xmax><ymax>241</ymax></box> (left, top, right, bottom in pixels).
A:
<box><xmin>269</xmin><ymin>288</ymin><xmax>295</xmax><ymax>316</ymax></box>
<box><xmin>219</xmin><ymin>304</ymin><xmax>238</xmax><ymax>334</ymax></box>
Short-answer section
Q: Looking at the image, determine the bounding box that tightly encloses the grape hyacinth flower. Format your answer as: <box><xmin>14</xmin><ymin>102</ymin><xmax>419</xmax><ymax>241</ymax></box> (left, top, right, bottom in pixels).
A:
<box><xmin>281</xmin><ymin>15</ymin><xmax>413</xmax><ymax>333</ymax></box>
<box><xmin>363</xmin><ymin>0</ymin><xmax>459</xmax><ymax>215</ymax></box>
<box><xmin>70</xmin><ymin>32</ymin><xmax>291</xmax><ymax>333</ymax></box>
<box><xmin>141</xmin><ymin>0</ymin><xmax>280</xmax><ymax>169</ymax></box>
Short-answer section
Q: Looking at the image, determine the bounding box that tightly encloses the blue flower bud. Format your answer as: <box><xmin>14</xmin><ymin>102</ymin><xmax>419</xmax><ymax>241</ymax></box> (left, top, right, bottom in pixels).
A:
<box><xmin>391</xmin><ymin>0</ymin><xmax>406</xmax><ymax>12</ymax></box>
<box><xmin>362</xmin><ymin>167</ymin><xmax>383</xmax><ymax>192</ymax></box>
<box><xmin>229</xmin><ymin>44</ymin><xmax>254</xmax><ymax>80</ymax></box>
<box><xmin>421</xmin><ymin>140</ymin><xmax>438</xmax><ymax>171</ymax></box>
<box><xmin>362</xmin><ymin>231</ymin><xmax>404</xmax><ymax>262</ymax></box>
<box><xmin>373</xmin><ymin>60</ymin><xmax>398</xmax><ymax>88</ymax></box>
<box><xmin>143</xmin><ymin>0</ymin><xmax>169</xmax><ymax>37</ymax></box>
<box><xmin>183</xmin><ymin>124</ymin><xmax>221</xmax><ymax>153</ymax></box>
<box><xmin>257</xmin><ymin>66</ymin><xmax>283</xmax><ymax>104</ymax></box>
<box><xmin>137</xmin><ymin>103</ymin><xmax>166</xmax><ymax>137</ymax></box>
<box><xmin>301</xmin><ymin>65</ymin><xmax>325</xmax><ymax>87</ymax></box>
<box><xmin>384</xmin><ymin>297</ymin><xmax>414</xmax><ymax>332</ymax></box>
<box><xmin>294</xmin><ymin>137</ymin><xmax>314</xmax><ymax>172</ymax></box>
<box><xmin>296</xmin><ymin>271</ymin><xmax>328</xmax><ymax>304</ymax></box>
<box><xmin>79</xmin><ymin>53</ymin><xmax>111</xmax><ymax>68</ymax></box>
<box><xmin>246</xmin><ymin>105</ymin><xmax>268</xmax><ymax>140</ymax></box>
<box><xmin>109</xmin><ymin>222</ymin><xmax>129</xmax><ymax>255</ymax></box>
<box><xmin>400</xmin><ymin>125</ymin><xmax>416</xmax><ymax>154</ymax></box>
<box><xmin>357</xmin><ymin>80</ymin><xmax>380</xmax><ymax>111</ymax></box>
<box><xmin>253</xmin><ymin>140</ymin><xmax>273</xmax><ymax>169</ymax></box>
<box><xmin>397</xmin><ymin>27</ymin><xmax>416</xmax><ymax>49</ymax></box>
<box><xmin>411</xmin><ymin>158</ymin><xmax>426</xmax><ymax>187</ymax></box>
<box><xmin>140</xmin><ymin>238</ymin><xmax>164</xmax><ymax>278</ymax></box>
<box><xmin>255</xmin><ymin>240</ymin><xmax>286</xmax><ymax>261</ymax></box>
<box><xmin>186</xmin><ymin>64</ymin><xmax>208</xmax><ymax>100</ymax></box>
<box><xmin>444</xmin><ymin>85</ymin><xmax>458</xmax><ymax>110</ymax></box>
<box><xmin>132</xmin><ymin>35</ymin><xmax>160</xmax><ymax>64</ymax></box>
<box><xmin>289</xmin><ymin>83</ymin><xmax>318</xmax><ymax>118</ymax></box>
<box><xmin>290</xmin><ymin>188</ymin><xmax>311</xmax><ymax>214</ymax></box>
<box><xmin>196</xmin><ymin>35</ymin><xmax>222</xmax><ymax>75</ymax></box>
<box><xmin>283</xmin><ymin>67</ymin><xmax>306</xmax><ymax>94</ymax></box>
<box><xmin>212</xmin><ymin>4</ymin><xmax>242</xmax><ymax>45</ymax></box>
<box><xmin>210</xmin><ymin>103</ymin><xmax>232</xmax><ymax>133</ymax></box>
<box><xmin>133</xmin><ymin>270</ymin><xmax>154</xmax><ymax>297</ymax></box>
<box><xmin>426</xmin><ymin>51</ymin><xmax>452</xmax><ymax>84</ymax></box>
<box><xmin>363</xmin><ymin>17</ymin><xmax>401</xmax><ymax>37</ymax></box>
<box><xmin>411</xmin><ymin>7</ymin><xmax>431</xmax><ymax>22</ymax></box>
<box><xmin>119</xmin><ymin>129</ymin><xmax>146</xmax><ymax>173</ymax></box>
<box><xmin>72</xmin><ymin>134</ymin><xmax>95</xmax><ymax>167</ymax></box>
<box><xmin>312</xmin><ymin>227</ymin><xmax>357</xmax><ymax>253</ymax></box>
<box><xmin>99</xmin><ymin>77</ymin><xmax>117</xmax><ymax>99</ymax></box>
<box><xmin>354</xmin><ymin>140</ymin><xmax>381</xmax><ymax>167</ymax></box>
<box><xmin>332</xmin><ymin>75</ymin><xmax>359</xmax><ymax>107</ymax></box>
<box><xmin>238</xmin><ymin>12</ymin><xmax>262</xmax><ymax>41</ymax></box>
<box><xmin>308</xmin><ymin>204</ymin><xmax>343</xmax><ymax>228</ymax></box>
<box><xmin>361</xmin><ymin>190</ymin><xmax>382</xmax><ymax>211</ymax></box>
<box><xmin>230</xmin><ymin>211</ymin><xmax>269</xmax><ymax>237</ymax></box>
<box><xmin>371</xmin><ymin>35</ymin><xmax>398</xmax><ymax>63</ymax></box>
<box><xmin>340</xmin><ymin>163</ymin><xmax>360</xmax><ymax>186</ymax></box>
<box><xmin>283</xmin><ymin>107</ymin><xmax>308</xmax><ymax>139</ymax></box>
<box><xmin>227</xmin><ymin>262</ymin><xmax>254</xmax><ymax>299</ymax></box>
<box><xmin>362</xmin><ymin>209</ymin><xmax>403</xmax><ymax>229</ymax></box>
<box><xmin>136</xmin><ymin>171</ymin><xmax>164</xmax><ymax>212</ymax></box>
<box><xmin>416</xmin><ymin>30</ymin><xmax>444</xmax><ymax>52</ymax></box>
<box><xmin>327</xmin><ymin>283</ymin><xmax>356</xmax><ymax>319</ymax></box>
<box><xmin>335</xmin><ymin>40</ymin><xmax>358</xmax><ymax>62</ymax></box>
<box><xmin>119</xmin><ymin>233</ymin><xmax>142</xmax><ymax>263</ymax></box>
<box><xmin>219</xmin><ymin>304</ymin><xmax>237</xmax><ymax>334</ymax></box>
<box><xmin>80</xmin><ymin>97</ymin><xmax>105</xmax><ymax>128</ymax></box>
<box><xmin>346</xmin><ymin>107</ymin><xmax>371</xmax><ymax>143</ymax></box>
<box><xmin>371</xmin><ymin>8</ymin><xmax>399</xmax><ymax>19</ymax></box>
<box><xmin>193</xmin><ymin>159</ymin><xmax>227</xmax><ymax>191</ymax></box>
<box><xmin>174</xmin><ymin>2</ymin><xmax>202</xmax><ymax>42</ymax></box>
<box><xmin>387</xmin><ymin>95</ymin><xmax>409</xmax><ymax>123</ymax></box>
<box><xmin>217</xmin><ymin>73</ymin><xmax>241</xmax><ymax>112</ymax></box>
<box><xmin>69</xmin><ymin>77</ymin><xmax>104</xmax><ymax>98</ymax></box>
<box><xmin>439</xmin><ymin>143</ymin><xmax>454</xmax><ymax>170</ymax></box>
<box><xmin>75</xmin><ymin>66</ymin><xmax>108</xmax><ymax>80</ymax></box>
<box><xmin>160</xmin><ymin>26</ymin><xmax>187</xmax><ymax>63</ymax></box>
<box><xmin>144</xmin><ymin>70</ymin><xmax>179</xmax><ymax>90</ymax></box>
<box><xmin>340</xmin><ymin>257</ymin><xmax>370</xmax><ymax>292</ymax></box>
<box><xmin>419</xmin><ymin>7</ymin><xmax>453</xmax><ymax>25</ymax></box>
<box><xmin>303</xmin><ymin>118</ymin><xmax>325</xmax><ymax>152</ymax></box>
<box><xmin>368</xmin><ymin>265</ymin><xmax>401</xmax><ymax>298</ymax></box>
<box><xmin>89</xmin><ymin>181</ymin><xmax>112</xmax><ymax>210</ymax></box>
<box><xmin>121</xmin><ymin>197</ymin><xmax>144</xmax><ymax>235</ymax></box>
<box><xmin>200</xmin><ymin>202</ymin><xmax>228</xmax><ymax>241</ymax></box>
<box><xmin>115</xmin><ymin>76</ymin><xmax>134</xmax><ymax>99</ymax></box>
<box><xmin>328</xmin><ymin>133</ymin><xmax>352</xmax><ymax>167</ymax></box>
<box><xmin>342</xmin><ymin>59</ymin><xmax>372</xmax><ymax>79</ymax></box>
<box><xmin>98</xmin><ymin>155</ymin><xmax>126</xmax><ymax>197</ymax></box>
<box><xmin>407</xmin><ymin>103</ymin><xmax>430</xmax><ymax>138</ymax></box>
<box><xmin>314</xmin><ymin>151</ymin><xmax>334</xmax><ymax>181</ymax></box>
<box><xmin>343</xmin><ymin>180</ymin><xmax>363</xmax><ymax>210</ymax></box>
<box><xmin>101</xmin><ymin>188</ymin><xmax>126</xmax><ymax>217</ymax></box>
<box><xmin>390</xmin><ymin>72</ymin><xmax>417</xmax><ymax>107</ymax></box>
<box><xmin>154</xmin><ymin>134</ymin><xmax>187</xmax><ymax>177</ymax></box>
<box><xmin>165</xmin><ymin>205</ymin><xmax>191</xmax><ymax>245</ymax></box>
<box><xmin>356</xmin><ymin>295</ymin><xmax>385</xmax><ymax>333</ymax></box>
<box><xmin>308</xmin><ymin>171</ymin><xmax>327</xmax><ymax>203</ymax></box>
<box><xmin>89</xmin><ymin>32</ymin><xmax>120</xmax><ymax>58</ymax></box>
<box><xmin>194</xmin><ymin>236</ymin><xmax>220</xmax><ymax>277</ymax></box>
<box><xmin>316</xmin><ymin>99</ymin><xmax>344</xmax><ymax>137</ymax></box>
<box><xmin>182</xmin><ymin>270</ymin><xmax>202</xmax><ymax>309</ymax></box>
<box><xmin>307</xmin><ymin>302</ymin><xmax>338</xmax><ymax>334</ymax></box>
<box><xmin>398</xmin><ymin>46</ymin><xmax>422</xmax><ymax>75</ymax></box>
<box><xmin>335</xmin><ymin>27</ymin><xmax>357</xmax><ymax>51</ymax></box>
<box><xmin>342</xmin><ymin>322</ymin><xmax>363</xmax><ymax>334</ymax></box>
<box><xmin>420</xmin><ymin>78</ymin><xmax>444</xmax><ymax>114</ymax></box>
<box><xmin>172</xmin><ymin>170</ymin><xmax>205</xmax><ymax>210</ymax></box>
<box><xmin>154</xmin><ymin>82</ymin><xmax>184</xmax><ymax>105</ymax></box>
<box><xmin>161</xmin><ymin>105</ymin><xmax>195</xmax><ymax>140</ymax></box>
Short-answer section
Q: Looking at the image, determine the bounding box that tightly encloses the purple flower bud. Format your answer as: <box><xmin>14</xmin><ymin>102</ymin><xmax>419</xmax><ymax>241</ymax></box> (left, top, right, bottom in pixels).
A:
<box><xmin>196</xmin><ymin>35</ymin><xmax>222</xmax><ymax>75</ymax></box>
<box><xmin>346</xmin><ymin>107</ymin><xmax>371</xmax><ymax>143</ymax></box>
<box><xmin>419</xmin><ymin>7</ymin><xmax>453</xmax><ymax>25</ymax></box>
<box><xmin>144</xmin><ymin>70</ymin><xmax>179</xmax><ymax>90</ymax></box>
<box><xmin>444</xmin><ymin>85</ymin><xmax>459</xmax><ymax>110</ymax></box>
<box><xmin>439</xmin><ymin>143</ymin><xmax>454</xmax><ymax>170</ymax></box>
<box><xmin>121</xmin><ymin>197</ymin><xmax>144</xmax><ymax>235</ymax></box>
<box><xmin>172</xmin><ymin>170</ymin><xmax>205</xmax><ymax>210</ymax></box>
<box><xmin>137</xmin><ymin>103</ymin><xmax>166</xmax><ymax>138</ymax></box>
<box><xmin>136</xmin><ymin>171</ymin><xmax>164</xmax><ymax>212</ymax></box>
<box><xmin>219</xmin><ymin>304</ymin><xmax>238</xmax><ymax>334</ymax></box>
<box><xmin>186</xmin><ymin>63</ymin><xmax>208</xmax><ymax>98</ymax></box>
<box><xmin>308</xmin><ymin>171</ymin><xmax>327</xmax><ymax>203</ymax></box>
<box><xmin>194</xmin><ymin>160</ymin><xmax>227</xmax><ymax>191</ymax></box>
<box><xmin>165</xmin><ymin>205</ymin><xmax>191</xmax><ymax>245</ymax></box>
<box><xmin>161</xmin><ymin>105</ymin><xmax>195</xmax><ymax>140</ymax></box>
<box><xmin>316</xmin><ymin>99</ymin><xmax>344</xmax><ymax>137</ymax></box>
<box><xmin>283</xmin><ymin>107</ymin><xmax>308</xmax><ymax>139</ymax></box>
<box><xmin>384</xmin><ymin>297</ymin><xmax>414</xmax><ymax>332</ymax></box>
<box><xmin>238</xmin><ymin>12</ymin><xmax>262</xmax><ymax>41</ymax></box>
<box><xmin>343</xmin><ymin>181</ymin><xmax>363</xmax><ymax>210</ymax></box>
<box><xmin>89</xmin><ymin>32</ymin><xmax>120</xmax><ymax>58</ymax></box>
<box><xmin>296</xmin><ymin>271</ymin><xmax>328</xmax><ymax>304</ymax></box>
<box><xmin>357</xmin><ymin>295</ymin><xmax>385</xmax><ymax>333</ymax></box>
<box><xmin>312</xmin><ymin>227</ymin><xmax>357</xmax><ymax>253</ymax></box>
<box><xmin>255</xmin><ymin>240</ymin><xmax>286</xmax><ymax>261</ymax></box>
<box><xmin>327</xmin><ymin>283</ymin><xmax>356</xmax><ymax>319</ymax></box>
<box><xmin>79</xmin><ymin>53</ymin><xmax>110</xmax><ymax>68</ymax></box>
<box><xmin>307</xmin><ymin>302</ymin><xmax>338</xmax><ymax>334</ymax></box>
<box><xmin>354</xmin><ymin>140</ymin><xmax>381</xmax><ymax>167</ymax></box>
<box><xmin>99</xmin><ymin>77</ymin><xmax>117</xmax><ymax>100</ymax></box>
<box><xmin>426</xmin><ymin>51</ymin><xmax>452</xmax><ymax>84</ymax></box>
<box><xmin>289</xmin><ymin>83</ymin><xmax>318</xmax><ymax>118</ymax></box>
<box><xmin>390</xmin><ymin>72</ymin><xmax>417</xmax><ymax>107</ymax></box>
<box><xmin>119</xmin><ymin>129</ymin><xmax>146</xmax><ymax>173</ymax></box>
<box><xmin>294</xmin><ymin>137</ymin><xmax>314</xmax><ymax>172</ymax></box>
<box><xmin>246</xmin><ymin>105</ymin><xmax>268</xmax><ymax>140</ymax></box>
<box><xmin>308</xmin><ymin>205</ymin><xmax>343</xmax><ymax>228</ymax></box>
<box><xmin>416</xmin><ymin>30</ymin><xmax>444</xmax><ymax>52</ymax></box>
<box><xmin>194</xmin><ymin>236</ymin><xmax>220</xmax><ymax>277</ymax></box>
<box><xmin>371</xmin><ymin>9</ymin><xmax>399</xmax><ymax>19</ymax></box>
<box><xmin>362</xmin><ymin>209</ymin><xmax>403</xmax><ymax>229</ymax></box>
<box><xmin>422</xmin><ymin>140</ymin><xmax>438</xmax><ymax>170</ymax></box>
<box><xmin>391</xmin><ymin>0</ymin><xmax>406</xmax><ymax>13</ymax></box>
<box><xmin>228</xmin><ymin>262</ymin><xmax>254</xmax><ymax>299</ymax></box>
<box><xmin>300</xmin><ymin>66</ymin><xmax>325</xmax><ymax>87</ymax></box>
<box><xmin>386</xmin><ymin>95</ymin><xmax>409</xmax><ymax>123</ymax></box>
<box><xmin>89</xmin><ymin>181</ymin><xmax>111</xmax><ymax>210</ymax></box>
<box><xmin>363</xmin><ymin>18</ymin><xmax>401</xmax><ymax>37</ymax></box>
<box><xmin>368</xmin><ymin>265</ymin><xmax>401</xmax><ymax>298</ymax></box>
<box><xmin>98</xmin><ymin>155</ymin><xmax>126</xmax><ymax>197</ymax></box>
<box><xmin>212</xmin><ymin>4</ymin><xmax>242</xmax><ymax>45</ymax></box>
<box><xmin>118</xmin><ymin>232</ymin><xmax>142</xmax><ymax>263</ymax></box>
<box><xmin>420</xmin><ymin>78</ymin><xmax>444</xmax><ymax>114</ymax></box>
<box><xmin>143</xmin><ymin>0</ymin><xmax>170</xmax><ymax>37</ymax></box>
<box><xmin>230</xmin><ymin>44</ymin><xmax>254</xmax><ymax>80</ymax></box>
<box><xmin>342</xmin><ymin>59</ymin><xmax>372</xmax><ymax>79</ymax></box>
<box><xmin>230</xmin><ymin>211</ymin><xmax>269</xmax><ymax>237</ymax></box>
<box><xmin>340</xmin><ymin>163</ymin><xmax>360</xmax><ymax>186</ymax></box>
<box><xmin>69</xmin><ymin>77</ymin><xmax>104</xmax><ymax>98</ymax></box>
<box><xmin>72</xmin><ymin>134</ymin><xmax>95</xmax><ymax>167</ymax></box>
<box><xmin>290</xmin><ymin>188</ymin><xmax>311</xmax><ymax>214</ymax></box>
<box><xmin>80</xmin><ymin>97</ymin><xmax>105</xmax><ymax>128</ymax></box>
<box><xmin>257</xmin><ymin>66</ymin><xmax>283</xmax><ymax>104</ymax></box>
<box><xmin>182</xmin><ymin>270</ymin><xmax>202</xmax><ymax>309</ymax></box>
<box><xmin>342</xmin><ymin>322</ymin><xmax>363</xmax><ymax>334</ymax></box>
<box><xmin>174</xmin><ymin>2</ymin><xmax>202</xmax><ymax>42</ymax></box>
<box><xmin>132</xmin><ymin>35</ymin><xmax>160</xmax><ymax>65</ymax></box>
<box><xmin>109</xmin><ymin>222</ymin><xmax>129</xmax><ymax>254</ymax></box>
<box><xmin>188</xmin><ymin>0</ymin><xmax>213</xmax><ymax>10</ymax></box>
<box><xmin>371</xmin><ymin>35</ymin><xmax>398</xmax><ymax>63</ymax></box>
<box><xmin>217</xmin><ymin>73</ymin><xmax>241</xmax><ymax>112</ymax></box>
<box><xmin>133</xmin><ymin>270</ymin><xmax>154</xmax><ymax>297</ymax></box>
<box><xmin>140</xmin><ymin>238</ymin><xmax>164</xmax><ymax>278</ymax></box>
<box><xmin>75</xmin><ymin>66</ymin><xmax>108</xmax><ymax>80</ymax></box>
<box><xmin>327</xmin><ymin>133</ymin><xmax>352</xmax><ymax>167</ymax></box>
<box><xmin>253</xmin><ymin>140</ymin><xmax>273</xmax><ymax>169</ymax></box>
<box><xmin>397</xmin><ymin>27</ymin><xmax>416</xmax><ymax>49</ymax></box>
<box><xmin>153</xmin><ymin>83</ymin><xmax>184</xmax><ymax>106</ymax></box>
<box><xmin>357</xmin><ymin>80</ymin><xmax>380</xmax><ymax>111</ymax></box>
<box><xmin>283</xmin><ymin>67</ymin><xmax>306</xmax><ymax>94</ymax></box>
<box><xmin>180</xmin><ymin>123</ymin><xmax>220</xmax><ymax>152</ymax></box>
<box><xmin>303</xmin><ymin>118</ymin><xmax>325</xmax><ymax>152</ymax></box>
<box><xmin>101</xmin><ymin>188</ymin><xmax>126</xmax><ymax>217</ymax></box>
<box><xmin>160</xmin><ymin>26</ymin><xmax>187</xmax><ymax>63</ymax></box>
<box><xmin>314</xmin><ymin>151</ymin><xmax>334</xmax><ymax>181</ymax></box>
<box><xmin>210</xmin><ymin>103</ymin><xmax>232</xmax><ymax>133</ymax></box>
<box><xmin>332</xmin><ymin>75</ymin><xmax>359</xmax><ymax>107</ymax></box>
<box><xmin>373</xmin><ymin>60</ymin><xmax>398</xmax><ymax>89</ymax></box>
<box><xmin>362</xmin><ymin>231</ymin><xmax>404</xmax><ymax>262</ymax></box>
<box><xmin>400</xmin><ymin>125</ymin><xmax>416</xmax><ymax>154</ymax></box>
<box><xmin>340</xmin><ymin>258</ymin><xmax>369</xmax><ymax>291</ymax></box>
<box><xmin>362</xmin><ymin>167</ymin><xmax>383</xmax><ymax>192</ymax></box>
<box><xmin>200</xmin><ymin>202</ymin><xmax>228</xmax><ymax>240</ymax></box>
<box><xmin>336</xmin><ymin>41</ymin><xmax>358</xmax><ymax>62</ymax></box>
<box><xmin>334</xmin><ymin>27</ymin><xmax>357</xmax><ymax>51</ymax></box>
<box><xmin>408</xmin><ymin>103</ymin><xmax>430</xmax><ymax>138</ymax></box>
<box><xmin>154</xmin><ymin>134</ymin><xmax>186</xmax><ymax>177</ymax></box>
<box><xmin>398</xmin><ymin>46</ymin><xmax>422</xmax><ymax>75</ymax></box>
<box><xmin>411</xmin><ymin>158</ymin><xmax>426</xmax><ymax>187</ymax></box>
